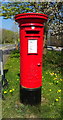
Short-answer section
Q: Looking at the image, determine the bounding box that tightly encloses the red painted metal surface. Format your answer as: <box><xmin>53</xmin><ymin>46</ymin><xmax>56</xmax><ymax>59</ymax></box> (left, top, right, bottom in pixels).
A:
<box><xmin>15</xmin><ymin>13</ymin><xmax>48</xmax><ymax>89</ymax></box>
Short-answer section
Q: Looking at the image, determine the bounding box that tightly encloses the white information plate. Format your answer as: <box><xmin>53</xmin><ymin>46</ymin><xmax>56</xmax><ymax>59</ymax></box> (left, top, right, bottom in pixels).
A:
<box><xmin>28</xmin><ymin>39</ymin><xmax>37</xmax><ymax>54</ymax></box>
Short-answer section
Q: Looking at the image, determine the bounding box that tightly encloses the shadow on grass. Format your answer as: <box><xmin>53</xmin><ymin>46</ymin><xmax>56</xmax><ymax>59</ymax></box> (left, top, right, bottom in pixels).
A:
<box><xmin>10</xmin><ymin>55</ymin><xmax>20</xmax><ymax>58</ymax></box>
<box><xmin>2</xmin><ymin>69</ymin><xmax>8</xmax><ymax>87</ymax></box>
<box><xmin>26</xmin><ymin>103</ymin><xmax>51</xmax><ymax>118</ymax></box>
<box><xmin>2</xmin><ymin>69</ymin><xmax>8</xmax><ymax>100</ymax></box>
<box><xmin>17</xmin><ymin>73</ymin><xmax>20</xmax><ymax>77</ymax></box>
<box><xmin>10</xmin><ymin>50</ymin><xmax>20</xmax><ymax>58</ymax></box>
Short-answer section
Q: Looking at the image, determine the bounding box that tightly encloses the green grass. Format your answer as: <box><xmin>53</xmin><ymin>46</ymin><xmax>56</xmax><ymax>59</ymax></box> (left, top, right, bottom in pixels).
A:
<box><xmin>2</xmin><ymin>50</ymin><xmax>63</xmax><ymax>119</ymax></box>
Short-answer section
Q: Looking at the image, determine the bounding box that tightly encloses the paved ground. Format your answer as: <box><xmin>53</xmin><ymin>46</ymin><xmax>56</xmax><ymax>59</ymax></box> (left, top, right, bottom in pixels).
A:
<box><xmin>47</xmin><ymin>46</ymin><xmax>63</xmax><ymax>51</ymax></box>
<box><xmin>3</xmin><ymin>54</ymin><xmax>9</xmax><ymax>67</ymax></box>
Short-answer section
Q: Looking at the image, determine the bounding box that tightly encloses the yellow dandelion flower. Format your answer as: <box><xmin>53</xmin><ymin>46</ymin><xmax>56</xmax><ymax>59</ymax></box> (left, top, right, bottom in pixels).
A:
<box><xmin>4</xmin><ymin>91</ymin><xmax>7</xmax><ymax>94</ymax></box>
<box><xmin>53</xmin><ymin>78</ymin><xmax>57</xmax><ymax>80</ymax></box>
<box><xmin>60</xmin><ymin>79</ymin><xmax>63</xmax><ymax>81</ymax></box>
<box><xmin>42</xmin><ymin>76</ymin><xmax>44</xmax><ymax>78</ymax></box>
<box><xmin>12</xmin><ymin>89</ymin><xmax>14</xmax><ymax>91</ymax></box>
<box><xmin>17</xmin><ymin>79</ymin><xmax>19</xmax><ymax>81</ymax></box>
<box><xmin>57</xmin><ymin>90</ymin><xmax>61</xmax><ymax>93</ymax></box>
<box><xmin>9</xmin><ymin>90</ymin><xmax>13</xmax><ymax>93</ymax></box>
<box><xmin>58</xmin><ymin>97</ymin><xmax>60</xmax><ymax>99</ymax></box>
<box><xmin>50</xmin><ymin>72</ymin><xmax>54</xmax><ymax>76</ymax></box>
<box><xmin>55</xmin><ymin>99</ymin><xmax>59</xmax><ymax>102</ymax></box>
<box><xmin>56</xmin><ymin>81</ymin><xmax>59</xmax><ymax>83</ymax></box>
<box><xmin>49</xmin><ymin>89</ymin><xmax>52</xmax><ymax>91</ymax></box>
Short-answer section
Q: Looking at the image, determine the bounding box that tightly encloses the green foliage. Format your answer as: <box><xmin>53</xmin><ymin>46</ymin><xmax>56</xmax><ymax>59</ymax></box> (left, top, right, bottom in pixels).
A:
<box><xmin>1</xmin><ymin>2</ymin><xmax>63</xmax><ymax>20</ymax></box>
<box><xmin>1</xmin><ymin>2</ymin><xmax>63</xmax><ymax>41</ymax></box>
<box><xmin>43</xmin><ymin>50</ymin><xmax>62</xmax><ymax>73</ymax></box>
<box><xmin>1</xmin><ymin>29</ymin><xmax>18</xmax><ymax>44</ymax></box>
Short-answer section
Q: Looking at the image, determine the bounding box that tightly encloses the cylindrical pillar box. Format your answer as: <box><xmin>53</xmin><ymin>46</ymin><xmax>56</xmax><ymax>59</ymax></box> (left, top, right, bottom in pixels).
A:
<box><xmin>15</xmin><ymin>13</ymin><xmax>48</xmax><ymax>105</ymax></box>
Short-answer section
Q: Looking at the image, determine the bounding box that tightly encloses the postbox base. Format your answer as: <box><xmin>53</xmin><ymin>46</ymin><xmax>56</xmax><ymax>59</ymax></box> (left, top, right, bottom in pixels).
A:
<box><xmin>20</xmin><ymin>86</ymin><xmax>41</xmax><ymax>105</ymax></box>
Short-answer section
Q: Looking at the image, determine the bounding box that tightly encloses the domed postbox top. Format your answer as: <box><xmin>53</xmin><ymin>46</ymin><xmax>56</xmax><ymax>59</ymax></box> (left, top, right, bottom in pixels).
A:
<box><xmin>14</xmin><ymin>13</ymin><xmax>48</xmax><ymax>26</ymax></box>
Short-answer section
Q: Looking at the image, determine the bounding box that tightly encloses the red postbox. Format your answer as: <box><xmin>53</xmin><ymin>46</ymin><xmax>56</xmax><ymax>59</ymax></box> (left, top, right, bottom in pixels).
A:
<box><xmin>15</xmin><ymin>13</ymin><xmax>48</xmax><ymax>105</ymax></box>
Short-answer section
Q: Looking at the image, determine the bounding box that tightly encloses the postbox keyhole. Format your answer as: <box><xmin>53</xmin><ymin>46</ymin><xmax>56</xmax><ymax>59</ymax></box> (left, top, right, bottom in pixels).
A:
<box><xmin>37</xmin><ymin>63</ymin><xmax>41</xmax><ymax>66</ymax></box>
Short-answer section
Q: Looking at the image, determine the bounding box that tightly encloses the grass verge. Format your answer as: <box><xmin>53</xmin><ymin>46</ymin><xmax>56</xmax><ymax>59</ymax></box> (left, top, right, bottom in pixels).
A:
<box><xmin>2</xmin><ymin>50</ymin><xmax>63</xmax><ymax>119</ymax></box>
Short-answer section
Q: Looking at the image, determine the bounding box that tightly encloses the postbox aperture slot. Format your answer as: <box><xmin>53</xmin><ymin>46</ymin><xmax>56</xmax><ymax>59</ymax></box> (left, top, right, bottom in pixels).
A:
<box><xmin>28</xmin><ymin>39</ymin><xmax>38</xmax><ymax>54</ymax></box>
<box><xmin>26</xmin><ymin>31</ymin><xmax>39</xmax><ymax>34</ymax></box>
